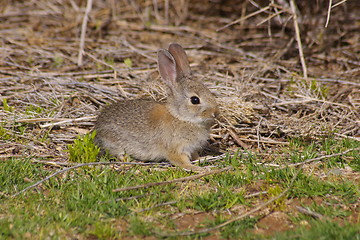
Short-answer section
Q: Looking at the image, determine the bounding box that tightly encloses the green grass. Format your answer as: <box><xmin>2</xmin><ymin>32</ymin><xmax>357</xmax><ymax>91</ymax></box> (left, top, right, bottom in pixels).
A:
<box><xmin>2</xmin><ymin>98</ymin><xmax>13</xmax><ymax>112</ymax></box>
<box><xmin>274</xmin><ymin>220</ymin><xmax>359</xmax><ymax>240</ymax></box>
<box><xmin>1</xmin><ymin>137</ymin><xmax>359</xmax><ymax>239</ymax></box>
<box><xmin>68</xmin><ymin>131</ymin><xmax>100</xmax><ymax>163</ymax></box>
<box><xmin>217</xmin><ymin>217</ymin><xmax>259</xmax><ymax>239</ymax></box>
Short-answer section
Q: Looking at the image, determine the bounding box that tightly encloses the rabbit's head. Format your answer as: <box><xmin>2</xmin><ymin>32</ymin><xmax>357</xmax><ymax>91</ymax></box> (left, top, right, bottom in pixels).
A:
<box><xmin>158</xmin><ymin>43</ymin><xmax>219</xmax><ymax>128</ymax></box>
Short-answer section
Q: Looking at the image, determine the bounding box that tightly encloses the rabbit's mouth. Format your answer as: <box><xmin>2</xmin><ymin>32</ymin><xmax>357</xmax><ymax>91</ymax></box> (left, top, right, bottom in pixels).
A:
<box><xmin>188</xmin><ymin>106</ymin><xmax>219</xmax><ymax>126</ymax></box>
<box><xmin>202</xmin><ymin>117</ymin><xmax>216</xmax><ymax>128</ymax></box>
<box><xmin>201</xmin><ymin>106</ymin><xmax>219</xmax><ymax>120</ymax></box>
<box><xmin>190</xmin><ymin>115</ymin><xmax>216</xmax><ymax>129</ymax></box>
<box><xmin>173</xmin><ymin>112</ymin><xmax>215</xmax><ymax>127</ymax></box>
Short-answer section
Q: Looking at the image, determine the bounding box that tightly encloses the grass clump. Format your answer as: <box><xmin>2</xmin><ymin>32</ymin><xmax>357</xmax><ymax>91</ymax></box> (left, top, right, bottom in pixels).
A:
<box><xmin>0</xmin><ymin>159</ymin><xmax>49</xmax><ymax>195</ymax></box>
<box><xmin>25</xmin><ymin>104</ymin><xmax>44</xmax><ymax>116</ymax></box>
<box><xmin>68</xmin><ymin>131</ymin><xmax>100</xmax><ymax>163</ymax></box>
<box><xmin>128</xmin><ymin>216</ymin><xmax>153</xmax><ymax>237</ymax></box>
<box><xmin>192</xmin><ymin>188</ymin><xmax>245</xmax><ymax>211</ymax></box>
<box><xmin>275</xmin><ymin>220</ymin><xmax>360</xmax><ymax>240</ymax></box>
<box><xmin>0</xmin><ymin>124</ymin><xmax>12</xmax><ymax>141</ymax></box>
<box><xmin>2</xmin><ymin>98</ymin><xmax>13</xmax><ymax>112</ymax></box>
<box><xmin>52</xmin><ymin>55</ymin><xmax>64</xmax><ymax>68</ymax></box>
<box><xmin>218</xmin><ymin>217</ymin><xmax>258</xmax><ymax>239</ymax></box>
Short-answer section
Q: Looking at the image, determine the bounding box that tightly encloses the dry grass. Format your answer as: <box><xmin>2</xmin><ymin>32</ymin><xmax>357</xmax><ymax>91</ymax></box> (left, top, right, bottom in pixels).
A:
<box><xmin>1</xmin><ymin>0</ymin><xmax>359</xmax><ymax>160</ymax></box>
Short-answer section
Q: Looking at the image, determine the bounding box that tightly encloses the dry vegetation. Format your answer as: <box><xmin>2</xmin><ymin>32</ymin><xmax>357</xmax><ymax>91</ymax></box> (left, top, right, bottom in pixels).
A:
<box><xmin>1</xmin><ymin>0</ymin><xmax>360</xmax><ymax>238</ymax></box>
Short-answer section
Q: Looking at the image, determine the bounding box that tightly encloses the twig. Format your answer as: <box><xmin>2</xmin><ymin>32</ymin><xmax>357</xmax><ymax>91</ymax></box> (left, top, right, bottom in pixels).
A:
<box><xmin>256</xmin><ymin>117</ymin><xmax>262</xmax><ymax>149</ymax></box>
<box><xmin>115</xmin><ymin>194</ymin><xmax>148</xmax><ymax>202</ymax></box>
<box><xmin>0</xmin><ymin>154</ymin><xmax>23</xmax><ymax>159</ymax></box>
<box><xmin>258</xmin><ymin>147</ymin><xmax>360</xmax><ymax>169</ymax></box>
<box><xmin>112</xmin><ymin>166</ymin><xmax>233</xmax><ymax>192</ymax></box>
<box><xmin>244</xmin><ymin>191</ymin><xmax>267</xmax><ymax>199</ymax></box>
<box><xmin>99</xmin><ymin>193</ymin><xmax>150</xmax><ymax>204</ymax></box>
<box><xmin>39</xmin><ymin>116</ymin><xmax>96</xmax><ymax>128</ymax></box>
<box><xmin>254</xmin><ymin>76</ymin><xmax>360</xmax><ymax>86</ymax></box>
<box><xmin>228</xmin><ymin>128</ymin><xmax>250</xmax><ymax>149</ymax></box>
<box><xmin>159</xmin><ymin>170</ymin><xmax>299</xmax><ymax>236</ymax></box>
<box><xmin>16</xmin><ymin>117</ymin><xmax>68</xmax><ymax>123</ymax></box>
<box><xmin>334</xmin><ymin>133</ymin><xmax>360</xmax><ymax>142</ymax></box>
<box><xmin>244</xmin><ymin>138</ymin><xmax>289</xmax><ymax>145</ymax></box>
<box><xmin>324</xmin><ymin>0</ymin><xmax>350</xmax><ymax>28</ymax></box>
<box><xmin>11</xmin><ymin>161</ymin><xmax>168</xmax><ymax>198</ymax></box>
<box><xmin>164</xmin><ymin>0</ymin><xmax>169</xmax><ymax>24</ymax></box>
<box><xmin>256</xmin><ymin>9</ymin><xmax>286</xmax><ymax>26</ymax></box>
<box><xmin>290</xmin><ymin>0</ymin><xmax>308</xmax><ymax>79</ymax></box>
<box><xmin>30</xmin><ymin>159</ymin><xmax>76</xmax><ymax>167</ymax></box>
<box><xmin>331</xmin><ymin>0</ymin><xmax>347</xmax><ymax>8</ymax></box>
<box><xmin>137</xmin><ymin>200</ymin><xmax>177</xmax><ymax>212</ymax></box>
<box><xmin>4</xmin><ymin>129</ymin><xmax>47</xmax><ymax>146</ymax></box>
<box><xmin>152</xmin><ymin>0</ymin><xmax>161</xmax><ymax>22</ymax></box>
<box><xmin>271</xmin><ymin>99</ymin><xmax>314</xmax><ymax>106</ymax></box>
<box><xmin>271</xmin><ymin>96</ymin><xmax>351</xmax><ymax>109</ymax></box>
<box><xmin>325</xmin><ymin>0</ymin><xmax>333</xmax><ymax>28</ymax></box>
<box><xmin>192</xmin><ymin>153</ymin><xmax>228</xmax><ymax>164</ymax></box>
<box><xmin>279</xmin><ymin>147</ymin><xmax>360</xmax><ymax>169</ymax></box>
<box><xmin>293</xmin><ymin>94</ymin><xmax>352</xmax><ymax>109</ymax></box>
<box><xmin>217</xmin><ymin>5</ymin><xmax>271</xmax><ymax>31</ymax></box>
<box><xmin>121</xmin><ymin>39</ymin><xmax>157</xmax><ymax>61</ymax></box>
<box><xmin>77</xmin><ymin>0</ymin><xmax>93</xmax><ymax>66</ymax></box>
<box><xmin>84</xmin><ymin>52</ymin><xmax>118</xmax><ymax>71</ymax></box>
<box><xmin>296</xmin><ymin>206</ymin><xmax>325</xmax><ymax>220</ymax></box>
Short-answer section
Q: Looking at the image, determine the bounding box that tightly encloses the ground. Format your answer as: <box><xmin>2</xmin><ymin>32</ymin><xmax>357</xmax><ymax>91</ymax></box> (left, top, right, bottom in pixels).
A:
<box><xmin>0</xmin><ymin>0</ymin><xmax>359</xmax><ymax>239</ymax></box>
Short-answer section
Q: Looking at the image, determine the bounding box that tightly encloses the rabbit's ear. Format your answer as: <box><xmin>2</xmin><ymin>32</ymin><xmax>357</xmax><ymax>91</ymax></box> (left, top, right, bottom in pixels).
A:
<box><xmin>158</xmin><ymin>49</ymin><xmax>177</xmax><ymax>84</ymax></box>
<box><xmin>168</xmin><ymin>43</ymin><xmax>191</xmax><ymax>78</ymax></box>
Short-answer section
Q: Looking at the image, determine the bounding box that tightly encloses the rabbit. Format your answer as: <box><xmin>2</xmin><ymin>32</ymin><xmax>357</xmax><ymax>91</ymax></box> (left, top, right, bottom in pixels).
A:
<box><xmin>94</xmin><ymin>43</ymin><xmax>219</xmax><ymax>172</ymax></box>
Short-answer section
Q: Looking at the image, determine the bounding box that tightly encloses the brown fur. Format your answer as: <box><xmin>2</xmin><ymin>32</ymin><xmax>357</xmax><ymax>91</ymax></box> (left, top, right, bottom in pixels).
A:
<box><xmin>94</xmin><ymin>43</ymin><xmax>218</xmax><ymax>172</ymax></box>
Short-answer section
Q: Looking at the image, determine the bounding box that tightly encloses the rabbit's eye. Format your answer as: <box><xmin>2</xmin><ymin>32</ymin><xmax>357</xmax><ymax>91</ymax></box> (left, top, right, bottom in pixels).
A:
<box><xmin>190</xmin><ymin>96</ymin><xmax>200</xmax><ymax>104</ymax></box>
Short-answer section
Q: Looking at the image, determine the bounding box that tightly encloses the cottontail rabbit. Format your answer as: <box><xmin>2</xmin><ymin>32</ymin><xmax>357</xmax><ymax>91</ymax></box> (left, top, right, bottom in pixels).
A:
<box><xmin>94</xmin><ymin>43</ymin><xmax>219</xmax><ymax>172</ymax></box>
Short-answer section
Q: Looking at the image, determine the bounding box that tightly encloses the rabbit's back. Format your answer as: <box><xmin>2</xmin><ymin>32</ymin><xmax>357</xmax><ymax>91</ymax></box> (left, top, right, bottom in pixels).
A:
<box><xmin>95</xmin><ymin>99</ymin><xmax>162</xmax><ymax>160</ymax></box>
<box><xmin>96</xmin><ymin>99</ymin><xmax>155</xmax><ymax>127</ymax></box>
